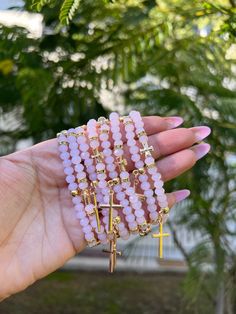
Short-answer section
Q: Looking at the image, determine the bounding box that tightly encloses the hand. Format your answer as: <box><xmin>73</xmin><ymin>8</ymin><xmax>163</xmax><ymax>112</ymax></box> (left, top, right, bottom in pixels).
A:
<box><xmin>0</xmin><ymin>116</ymin><xmax>211</xmax><ymax>300</ymax></box>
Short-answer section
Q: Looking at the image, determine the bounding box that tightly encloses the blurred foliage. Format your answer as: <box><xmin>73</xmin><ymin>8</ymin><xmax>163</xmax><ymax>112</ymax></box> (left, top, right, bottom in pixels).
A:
<box><xmin>0</xmin><ymin>0</ymin><xmax>236</xmax><ymax>313</ymax></box>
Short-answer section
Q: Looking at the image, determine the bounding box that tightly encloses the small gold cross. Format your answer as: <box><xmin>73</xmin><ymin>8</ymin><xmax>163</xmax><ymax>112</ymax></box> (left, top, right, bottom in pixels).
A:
<box><xmin>132</xmin><ymin>169</ymin><xmax>146</xmax><ymax>201</ymax></box>
<box><xmin>140</xmin><ymin>144</ymin><xmax>154</xmax><ymax>157</ymax></box>
<box><xmin>117</xmin><ymin>157</ymin><xmax>127</xmax><ymax>172</ymax></box>
<box><xmin>91</xmin><ymin>191</ymin><xmax>101</xmax><ymax>232</ymax></box>
<box><xmin>152</xmin><ymin>223</ymin><xmax>170</xmax><ymax>258</ymax></box>
<box><xmin>100</xmin><ymin>189</ymin><xmax>123</xmax><ymax>233</ymax></box>
<box><xmin>103</xmin><ymin>237</ymin><xmax>121</xmax><ymax>273</ymax></box>
<box><xmin>92</xmin><ymin>148</ymin><xmax>103</xmax><ymax>163</ymax></box>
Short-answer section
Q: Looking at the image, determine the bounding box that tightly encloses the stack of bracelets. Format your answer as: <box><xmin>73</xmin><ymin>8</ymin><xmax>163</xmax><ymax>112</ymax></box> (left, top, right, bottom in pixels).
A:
<box><xmin>57</xmin><ymin>110</ymin><xmax>170</xmax><ymax>273</ymax></box>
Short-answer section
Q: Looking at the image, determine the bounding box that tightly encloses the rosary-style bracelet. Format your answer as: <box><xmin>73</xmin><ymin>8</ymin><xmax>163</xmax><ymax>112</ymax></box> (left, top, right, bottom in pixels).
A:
<box><xmin>57</xmin><ymin>111</ymin><xmax>170</xmax><ymax>272</ymax></box>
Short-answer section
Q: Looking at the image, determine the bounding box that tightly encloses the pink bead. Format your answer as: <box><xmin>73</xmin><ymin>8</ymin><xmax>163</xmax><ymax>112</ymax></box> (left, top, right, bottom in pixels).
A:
<box><xmin>144</xmin><ymin>189</ymin><xmax>153</xmax><ymax>197</ymax></box>
<box><xmin>121</xmin><ymin>199</ymin><xmax>129</xmax><ymax>207</ymax></box>
<box><xmin>76</xmin><ymin>172</ymin><xmax>86</xmax><ymax>180</ymax></box>
<box><xmin>126</xmin><ymin>214</ymin><xmax>135</xmax><ymax>222</ymax></box>
<box><xmin>63</xmin><ymin>159</ymin><xmax>71</xmax><ymax>167</ymax></box>
<box><xmin>118</xmin><ymin>222</ymin><xmax>125</xmax><ymax>230</ymax></box>
<box><xmin>90</xmin><ymin>140</ymin><xmax>99</xmax><ymax>149</ymax></box>
<box><xmin>110</xmin><ymin>171</ymin><xmax>118</xmax><ymax>178</ymax></box>
<box><xmin>105</xmin><ymin>156</ymin><xmax>114</xmax><ymax>164</ymax></box>
<box><xmin>126</xmin><ymin>131</ymin><xmax>135</xmax><ymax>139</ymax></box>
<box><xmin>109</xmin><ymin>112</ymin><xmax>119</xmax><ymax>120</ymax></box>
<box><xmin>59</xmin><ymin>144</ymin><xmax>68</xmax><ymax>152</ymax></box>
<box><xmin>73</xmin><ymin>198</ymin><xmax>83</xmax><ymax>205</ymax></box>
<box><xmin>128</xmin><ymin>221</ymin><xmax>138</xmax><ymax>229</ymax></box>
<box><xmin>64</xmin><ymin>167</ymin><xmax>73</xmax><ymax>175</ymax></box>
<box><xmin>125</xmin><ymin>124</ymin><xmax>134</xmax><ymax>132</ymax></box>
<box><xmin>139</xmin><ymin>135</ymin><xmax>148</xmax><ymax>143</ymax></box>
<box><xmin>121</xmin><ymin>181</ymin><xmax>130</xmax><ymax>189</ymax></box>
<box><xmin>83</xmin><ymin>225</ymin><xmax>92</xmax><ymax>233</ymax></box>
<box><xmin>135</xmin><ymin>160</ymin><xmax>144</xmax><ymax>168</ymax></box>
<box><xmin>87</xmin><ymin>165</ymin><xmax>96</xmax><ymax>173</ymax></box>
<box><xmin>113</xmin><ymin>184</ymin><xmax>122</xmax><ymax>193</ymax></box>
<box><xmin>77</xmin><ymin>136</ymin><xmax>86</xmax><ymax>144</ymax></box>
<box><xmin>120</xmin><ymin>171</ymin><xmax>129</xmax><ymax>179</ymax></box>
<box><xmin>130</xmin><ymin>146</ymin><xmax>139</xmax><ymax>154</ymax></box>
<box><xmin>103</xmin><ymin>148</ymin><xmax>112</xmax><ymax>156</ymax></box>
<box><xmin>141</xmin><ymin>181</ymin><xmax>151</xmax><ymax>190</ymax></box>
<box><xmin>89</xmin><ymin>173</ymin><xmax>97</xmax><ymax>181</ymax></box>
<box><xmin>96</xmin><ymin>163</ymin><xmax>105</xmax><ymax>171</ymax></box>
<box><xmin>80</xmin><ymin>143</ymin><xmax>89</xmax><ymax>152</ymax></box>
<box><xmin>116</xmin><ymin>192</ymin><xmax>125</xmax><ymax>201</ymax></box>
<box><xmin>85</xmin><ymin>204</ymin><xmax>94</xmax><ymax>214</ymax></box>
<box><xmin>154</xmin><ymin>181</ymin><xmax>164</xmax><ymax>188</ymax></box>
<box><xmin>107</xmin><ymin>164</ymin><xmax>116</xmax><ymax>172</ymax></box>
<box><xmin>79</xmin><ymin>182</ymin><xmax>88</xmax><ymax>189</ymax></box>
<box><xmin>147</xmin><ymin>167</ymin><xmax>156</xmax><ymax>175</ymax></box>
<box><xmin>145</xmin><ymin>156</ymin><xmax>155</xmax><ymax>165</ymax></box>
<box><xmin>80</xmin><ymin>152</ymin><xmax>90</xmax><ymax>160</ymax></box>
<box><xmin>126</xmin><ymin>187</ymin><xmax>135</xmax><ymax>195</ymax></box>
<box><xmin>137</xmin><ymin>216</ymin><xmax>145</xmax><ymax>224</ymax></box>
<box><xmin>85</xmin><ymin>232</ymin><xmax>95</xmax><ymax>241</ymax></box>
<box><xmin>139</xmin><ymin>174</ymin><xmax>148</xmax><ymax>182</ymax></box>
<box><xmin>147</xmin><ymin>204</ymin><xmax>157</xmax><ymax>212</ymax></box>
<box><xmin>76</xmin><ymin>211</ymin><xmax>86</xmax><ymax>219</ymax></box>
<box><xmin>66</xmin><ymin>175</ymin><xmax>75</xmax><ymax>183</ymax></box>
<box><xmin>98</xmin><ymin>180</ymin><xmax>107</xmax><ymax>188</ymax></box>
<box><xmin>72</xmin><ymin>156</ymin><xmax>82</xmax><ymax>164</ymax></box>
<box><xmin>123</xmin><ymin>206</ymin><xmax>132</xmax><ymax>215</ymax></box>
<box><xmin>114</xmin><ymin>149</ymin><xmax>123</xmax><ymax>156</ymax></box>
<box><xmin>101</xmin><ymin>141</ymin><xmax>110</xmax><ymax>149</ymax></box>
<box><xmin>127</xmin><ymin>139</ymin><xmax>136</xmax><ymax>146</ymax></box>
<box><xmin>80</xmin><ymin>218</ymin><xmax>89</xmax><ymax>226</ymax></box>
<box><xmin>155</xmin><ymin>188</ymin><xmax>165</xmax><ymax>195</ymax></box>
<box><xmin>152</xmin><ymin>172</ymin><xmax>161</xmax><ymax>180</ymax></box>
<box><xmin>69</xmin><ymin>142</ymin><xmax>78</xmax><ymax>150</ymax></box>
<box><xmin>146</xmin><ymin>197</ymin><xmax>155</xmax><ymax>205</ymax></box>
<box><xmin>150</xmin><ymin>211</ymin><xmax>158</xmax><ymax>220</ymax></box>
<box><xmin>135</xmin><ymin>209</ymin><xmax>145</xmax><ymax>217</ymax></box>
<box><xmin>100</xmin><ymin>133</ymin><xmax>109</xmax><ymax>141</ymax></box>
<box><xmin>68</xmin><ymin>183</ymin><xmax>78</xmax><ymax>190</ymax></box>
<box><xmin>60</xmin><ymin>152</ymin><xmax>70</xmax><ymax>160</ymax></box>
<box><xmin>97</xmin><ymin>173</ymin><xmax>106</xmax><ymax>180</ymax></box>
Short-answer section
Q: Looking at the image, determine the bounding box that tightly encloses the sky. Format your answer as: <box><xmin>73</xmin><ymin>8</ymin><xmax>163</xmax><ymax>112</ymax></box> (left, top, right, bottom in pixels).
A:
<box><xmin>0</xmin><ymin>0</ymin><xmax>23</xmax><ymax>10</ymax></box>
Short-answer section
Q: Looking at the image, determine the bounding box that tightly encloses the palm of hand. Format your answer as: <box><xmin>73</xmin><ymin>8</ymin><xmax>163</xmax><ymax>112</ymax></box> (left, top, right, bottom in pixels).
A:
<box><xmin>0</xmin><ymin>139</ymin><xmax>85</xmax><ymax>300</ymax></box>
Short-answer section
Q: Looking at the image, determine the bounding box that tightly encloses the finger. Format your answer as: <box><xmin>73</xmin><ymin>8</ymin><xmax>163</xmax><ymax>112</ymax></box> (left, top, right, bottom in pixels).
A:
<box><xmin>97</xmin><ymin>115</ymin><xmax>184</xmax><ymax>147</ymax></box>
<box><xmin>157</xmin><ymin>143</ymin><xmax>211</xmax><ymax>182</ymax></box>
<box><xmin>124</xmin><ymin>126</ymin><xmax>211</xmax><ymax>170</ymax></box>
<box><xmin>167</xmin><ymin>189</ymin><xmax>191</xmax><ymax>208</ymax></box>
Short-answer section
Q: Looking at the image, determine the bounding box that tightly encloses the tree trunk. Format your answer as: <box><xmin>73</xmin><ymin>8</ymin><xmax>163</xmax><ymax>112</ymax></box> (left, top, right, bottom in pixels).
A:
<box><xmin>215</xmin><ymin>281</ymin><xmax>225</xmax><ymax>314</ymax></box>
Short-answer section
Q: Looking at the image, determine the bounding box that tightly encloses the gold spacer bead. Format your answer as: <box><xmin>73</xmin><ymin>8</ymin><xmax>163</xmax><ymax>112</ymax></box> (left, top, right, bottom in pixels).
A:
<box><xmin>138</xmin><ymin>222</ymin><xmax>151</xmax><ymax>236</ymax></box>
<box><xmin>71</xmin><ymin>190</ymin><xmax>79</xmax><ymax>197</ymax></box>
<box><xmin>114</xmin><ymin>144</ymin><xmax>123</xmax><ymax>150</ymax></box>
<box><xmin>89</xmin><ymin>136</ymin><xmax>99</xmax><ymax>141</ymax></box>
<box><xmin>68</xmin><ymin>132</ymin><xmax>77</xmax><ymax>137</ymax></box>
<box><xmin>87</xmin><ymin>239</ymin><xmax>100</xmax><ymax>247</ymax></box>
<box><xmin>76</xmin><ymin>132</ymin><xmax>84</xmax><ymax>137</ymax></box>
<box><xmin>133</xmin><ymin>169</ymin><xmax>139</xmax><ymax>176</ymax></box>
<box><xmin>97</xmin><ymin>169</ymin><xmax>106</xmax><ymax>174</ymax></box>
<box><xmin>121</xmin><ymin>177</ymin><xmax>130</xmax><ymax>183</ymax></box>
<box><xmin>112</xmin><ymin>177</ymin><xmax>120</xmax><ymax>185</ymax></box>
<box><xmin>58</xmin><ymin>141</ymin><xmax>67</xmax><ymax>145</ymax></box>
<box><xmin>137</xmin><ymin>130</ymin><xmax>147</xmax><ymax>138</ymax></box>
<box><xmin>146</xmin><ymin>163</ymin><xmax>156</xmax><ymax>169</ymax></box>
<box><xmin>129</xmin><ymin>227</ymin><xmax>139</xmax><ymax>234</ymax></box>
<box><xmin>138</xmin><ymin>167</ymin><xmax>145</xmax><ymax>174</ymax></box>
<box><xmin>100</xmin><ymin>129</ymin><xmax>109</xmax><ymax>134</ymax></box>
<box><xmin>114</xmin><ymin>216</ymin><xmax>121</xmax><ymax>224</ymax></box>
<box><xmin>162</xmin><ymin>207</ymin><xmax>170</xmax><ymax>215</ymax></box>
<box><xmin>77</xmin><ymin>177</ymin><xmax>87</xmax><ymax>183</ymax></box>
<box><xmin>98</xmin><ymin>116</ymin><xmax>108</xmax><ymax>124</ymax></box>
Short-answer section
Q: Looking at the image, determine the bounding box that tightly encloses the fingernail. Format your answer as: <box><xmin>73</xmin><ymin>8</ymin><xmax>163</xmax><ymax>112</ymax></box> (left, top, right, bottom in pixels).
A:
<box><xmin>165</xmin><ymin>116</ymin><xmax>184</xmax><ymax>129</ymax></box>
<box><xmin>191</xmin><ymin>143</ymin><xmax>211</xmax><ymax>160</ymax></box>
<box><xmin>191</xmin><ymin>126</ymin><xmax>211</xmax><ymax>142</ymax></box>
<box><xmin>174</xmin><ymin>189</ymin><xmax>191</xmax><ymax>203</ymax></box>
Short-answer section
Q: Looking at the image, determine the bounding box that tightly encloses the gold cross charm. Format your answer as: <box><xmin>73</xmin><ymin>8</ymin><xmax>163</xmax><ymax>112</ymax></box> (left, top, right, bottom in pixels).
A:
<box><xmin>91</xmin><ymin>191</ymin><xmax>101</xmax><ymax>232</ymax></box>
<box><xmin>103</xmin><ymin>233</ymin><xmax>121</xmax><ymax>273</ymax></box>
<box><xmin>132</xmin><ymin>169</ymin><xmax>146</xmax><ymax>201</ymax></box>
<box><xmin>100</xmin><ymin>189</ymin><xmax>123</xmax><ymax>233</ymax></box>
<box><xmin>140</xmin><ymin>144</ymin><xmax>154</xmax><ymax>157</ymax></box>
<box><xmin>92</xmin><ymin>148</ymin><xmax>103</xmax><ymax>163</ymax></box>
<box><xmin>117</xmin><ymin>157</ymin><xmax>127</xmax><ymax>172</ymax></box>
<box><xmin>152</xmin><ymin>223</ymin><xmax>170</xmax><ymax>258</ymax></box>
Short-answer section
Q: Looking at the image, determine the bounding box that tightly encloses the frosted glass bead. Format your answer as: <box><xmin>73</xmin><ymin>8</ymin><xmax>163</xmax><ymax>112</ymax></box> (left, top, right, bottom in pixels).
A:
<box><xmin>69</xmin><ymin>142</ymin><xmax>78</xmax><ymax>150</ymax></box>
<box><xmin>110</xmin><ymin>171</ymin><xmax>118</xmax><ymax>178</ymax></box>
<box><xmin>87</xmin><ymin>119</ymin><xmax>97</xmax><ymax>127</ymax></box>
<box><xmin>77</xmin><ymin>136</ymin><xmax>86</xmax><ymax>144</ymax></box>
<box><xmin>70</xmin><ymin>148</ymin><xmax>80</xmax><ymax>156</ymax></box>
<box><xmin>114</xmin><ymin>149</ymin><xmax>123</xmax><ymax>157</ymax></box>
<box><xmin>121</xmin><ymin>181</ymin><xmax>130</xmax><ymax>189</ymax></box>
<box><xmin>72</xmin><ymin>156</ymin><xmax>82</xmax><ymax>164</ymax></box>
<box><xmin>144</xmin><ymin>189</ymin><xmax>153</xmax><ymax>197</ymax></box>
<box><xmin>139</xmin><ymin>174</ymin><xmax>148</xmax><ymax>182</ymax></box>
<box><xmin>118</xmin><ymin>222</ymin><xmax>125</xmax><ymax>230</ymax></box>
<box><xmin>75</xmin><ymin>164</ymin><xmax>84</xmax><ymax>172</ymax></box>
<box><xmin>87</xmin><ymin>165</ymin><xmax>95</xmax><ymax>174</ymax></box>
<box><xmin>121</xmin><ymin>199</ymin><xmax>129</xmax><ymax>207</ymax></box>
<box><xmin>85</xmin><ymin>204</ymin><xmax>94</xmax><ymax>214</ymax></box>
<box><xmin>80</xmin><ymin>218</ymin><xmax>89</xmax><ymax>226</ymax></box>
<box><xmin>85</xmin><ymin>232</ymin><xmax>95</xmax><ymax>241</ymax></box>
<box><xmin>150</xmin><ymin>212</ymin><xmax>158</xmax><ymax>220</ymax></box>
<box><xmin>79</xmin><ymin>182</ymin><xmax>88</xmax><ymax>189</ymax></box>
<box><xmin>129</xmin><ymin>195</ymin><xmax>139</xmax><ymax>203</ymax></box>
<box><xmin>146</xmin><ymin>197</ymin><xmax>155</xmax><ymax>205</ymax></box>
<box><xmin>123</xmin><ymin>206</ymin><xmax>132</xmax><ymax>215</ymax></box>
<box><xmin>126</xmin><ymin>187</ymin><xmax>135</xmax><ymax>195</ymax></box>
<box><xmin>154</xmin><ymin>181</ymin><xmax>164</xmax><ymax>188</ymax></box>
<box><xmin>139</xmin><ymin>135</ymin><xmax>148</xmax><ymax>143</ymax></box>
<box><xmin>145</xmin><ymin>156</ymin><xmax>155</xmax><ymax>165</ymax></box>
<box><xmin>117</xmin><ymin>192</ymin><xmax>125</xmax><ymax>201</ymax></box>
<box><xmin>130</xmin><ymin>146</ymin><xmax>139</xmax><ymax>154</ymax></box>
<box><xmin>135</xmin><ymin>209</ymin><xmax>145</xmax><ymax>217</ymax></box>
<box><xmin>103</xmin><ymin>148</ymin><xmax>112</xmax><ymax>156</ymax></box>
<box><xmin>120</xmin><ymin>171</ymin><xmax>129</xmax><ymax>179</ymax></box>
<box><xmin>126</xmin><ymin>214</ymin><xmax>135</xmax><ymax>222</ymax></box>
<box><xmin>90</xmin><ymin>140</ymin><xmax>99</xmax><ymax>149</ymax></box>
<box><xmin>105</xmin><ymin>156</ymin><xmax>114</xmax><ymax>164</ymax></box>
<box><xmin>126</xmin><ymin>131</ymin><xmax>135</xmax><ymax>139</ymax></box>
<box><xmin>147</xmin><ymin>204</ymin><xmax>157</xmax><ymax>212</ymax></box>
<box><xmin>64</xmin><ymin>167</ymin><xmax>73</xmax><ymax>175</ymax></box>
<box><xmin>89</xmin><ymin>173</ymin><xmax>97</xmax><ymax>181</ymax></box>
<box><xmin>101</xmin><ymin>141</ymin><xmax>110</xmax><ymax>149</ymax></box>
<box><xmin>141</xmin><ymin>181</ymin><xmax>151</xmax><ymax>190</ymax></box>
<box><xmin>68</xmin><ymin>183</ymin><xmax>78</xmax><ymax>190</ymax></box>
<box><xmin>100</xmin><ymin>133</ymin><xmax>109</xmax><ymax>141</ymax></box>
<box><xmin>60</xmin><ymin>152</ymin><xmax>70</xmax><ymax>160</ymax></box>
<box><xmin>75</xmin><ymin>126</ymin><xmax>84</xmax><ymax>133</ymax></box>
<box><xmin>80</xmin><ymin>143</ymin><xmax>89</xmax><ymax>152</ymax></box>
<box><xmin>98</xmin><ymin>180</ymin><xmax>107</xmax><ymax>188</ymax></box>
<box><xmin>152</xmin><ymin>172</ymin><xmax>161</xmax><ymax>181</ymax></box>
<box><xmin>128</xmin><ymin>221</ymin><xmax>138</xmax><ymax>229</ymax></box>
<box><xmin>59</xmin><ymin>144</ymin><xmax>68</xmax><ymax>152</ymax></box>
<box><xmin>96</xmin><ymin>163</ymin><xmax>105</xmax><ymax>171</ymax></box>
<box><xmin>125</xmin><ymin>124</ymin><xmax>134</xmax><ymax>132</ymax></box>
<box><xmin>97</xmin><ymin>173</ymin><xmax>106</xmax><ymax>181</ymax></box>
<box><xmin>66</xmin><ymin>175</ymin><xmax>75</xmax><ymax>183</ymax></box>
<box><xmin>84</xmin><ymin>158</ymin><xmax>93</xmax><ymax>167</ymax></box>
<box><xmin>109</xmin><ymin>112</ymin><xmax>119</xmax><ymax>120</ymax></box>
<box><xmin>76</xmin><ymin>172</ymin><xmax>86</xmax><ymax>180</ymax></box>
<box><xmin>155</xmin><ymin>188</ymin><xmax>165</xmax><ymax>195</ymax></box>
<box><xmin>72</xmin><ymin>197</ymin><xmax>83</xmax><ymax>205</ymax></box>
<box><xmin>135</xmin><ymin>160</ymin><xmax>144</xmax><ymax>168</ymax></box>
<box><xmin>80</xmin><ymin>152</ymin><xmax>90</xmax><ymax>160</ymax></box>
<box><xmin>147</xmin><ymin>167</ymin><xmax>156</xmax><ymax>175</ymax></box>
<box><xmin>58</xmin><ymin>134</ymin><xmax>67</xmax><ymax>142</ymax></box>
<box><xmin>107</xmin><ymin>164</ymin><xmax>116</xmax><ymax>172</ymax></box>
<box><xmin>63</xmin><ymin>159</ymin><xmax>71</xmax><ymax>167</ymax></box>
<box><xmin>137</xmin><ymin>216</ymin><xmax>145</xmax><ymax>224</ymax></box>
<box><xmin>76</xmin><ymin>211</ymin><xmax>86</xmax><ymax>219</ymax></box>
<box><xmin>83</xmin><ymin>225</ymin><xmax>92</xmax><ymax>233</ymax></box>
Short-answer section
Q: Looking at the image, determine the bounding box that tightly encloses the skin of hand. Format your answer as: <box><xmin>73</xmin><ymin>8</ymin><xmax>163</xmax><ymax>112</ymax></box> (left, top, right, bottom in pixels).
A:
<box><xmin>0</xmin><ymin>116</ymin><xmax>211</xmax><ymax>301</ymax></box>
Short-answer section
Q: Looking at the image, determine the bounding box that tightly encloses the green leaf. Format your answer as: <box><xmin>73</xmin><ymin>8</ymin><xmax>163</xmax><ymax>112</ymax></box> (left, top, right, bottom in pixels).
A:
<box><xmin>59</xmin><ymin>0</ymin><xmax>81</xmax><ymax>25</ymax></box>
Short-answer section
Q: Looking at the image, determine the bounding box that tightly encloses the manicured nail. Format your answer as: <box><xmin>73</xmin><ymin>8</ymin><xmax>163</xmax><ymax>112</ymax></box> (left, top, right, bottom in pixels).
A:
<box><xmin>174</xmin><ymin>189</ymin><xmax>191</xmax><ymax>203</ymax></box>
<box><xmin>165</xmin><ymin>116</ymin><xmax>184</xmax><ymax>129</ymax></box>
<box><xmin>191</xmin><ymin>143</ymin><xmax>211</xmax><ymax>160</ymax></box>
<box><xmin>191</xmin><ymin>126</ymin><xmax>211</xmax><ymax>142</ymax></box>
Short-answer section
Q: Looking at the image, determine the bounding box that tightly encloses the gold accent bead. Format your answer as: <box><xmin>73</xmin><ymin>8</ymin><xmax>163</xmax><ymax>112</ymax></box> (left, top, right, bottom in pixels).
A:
<box><xmin>71</xmin><ymin>190</ymin><xmax>79</xmax><ymax>197</ymax></box>
<box><xmin>137</xmin><ymin>130</ymin><xmax>146</xmax><ymax>138</ymax></box>
<box><xmin>76</xmin><ymin>132</ymin><xmax>84</xmax><ymax>137</ymax></box>
<box><xmin>114</xmin><ymin>144</ymin><xmax>123</xmax><ymax>150</ymax></box>
<box><xmin>100</xmin><ymin>129</ymin><xmax>109</xmax><ymax>134</ymax></box>
<box><xmin>138</xmin><ymin>222</ymin><xmax>151</xmax><ymax>236</ymax></box>
<box><xmin>162</xmin><ymin>207</ymin><xmax>170</xmax><ymax>215</ymax></box>
<box><xmin>146</xmin><ymin>163</ymin><xmax>156</xmax><ymax>169</ymax></box>
<box><xmin>133</xmin><ymin>169</ymin><xmax>139</xmax><ymax>176</ymax></box>
<box><xmin>98</xmin><ymin>116</ymin><xmax>108</xmax><ymax>124</ymax></box>
<box><xmin>77</xmin><ymin>177</ymin><xmax>87</xmax><ymax>183</ymax></box>
<box><xmin>87</xmin><ymin>239</ymin><xmax>100</xmax><ymax>247</ymax></box>
<box><xmin>97</xmin><ymin>169</ymin><xmax>106</xmax><ymax>174</ymax></box>
<box><xmin>114</xmin><ymin>216</ymin><xmax>121</xmax><ymax>224</ymax></box>
<box><xmin>138</xmin><ymin>168</ymin><xmax>145</xmax><ymax>174</ymax></box>
<box><xmin>89</xmin><ymin>136</ymin><xmax>99</xmax><ymax>141</ymax></box>
<box><xmin>130</xmin><ymin>227</ymin><xmax>139</xmax><ymax>233</ymax></box>
<box><xmin>68</xmin><ymin>132</ymin><xmax>77</xmax><ymax>137</ymax></box>
<box><xmin>58</xmin><ymin>141</ymin><xmax>67</xmax><ymax>145</ymax></box>
<box><xmin>121</xmin><ymin>177</ymin><xmax>130</xmax><ymax>183</ymax></box>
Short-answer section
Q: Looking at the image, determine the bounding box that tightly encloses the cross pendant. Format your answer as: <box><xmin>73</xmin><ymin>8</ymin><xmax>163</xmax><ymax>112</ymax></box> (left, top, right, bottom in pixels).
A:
<box><xmin>100</xmin><ymin>190</ymin><xmax>123</xmax><ymax>233</ymax></box>
<box><xmin>92</xmin><ymin>148</ymin><xmax>103</xmax><ymax>163</ymax></box>
<box><xmin>140</xmin><ymin>144</ymin><xmax>154</xmax><ymax>157</ymax></box>
<box><xmin>132</xmin><ymin>170</ymin><xmax>146</xmax><ymax>201</ymax></box>
<box><xmin>103</xmin><ymin>234</ymin><xmax>121</xmax><ymax>273</ymax></box>
<box><xmin>91</xmin><ymin>191</ymin><xmax>101</xmax><ymax>232</ymax></box>
<box><xmin>152</xmin><ymin>223</ymin><xmax>170</xmax><ymax>258</ymax></box>
<box><xmin>117</xmin><ymin>157</ymin><xmax>127</xmax><ymax>172</ymax></box>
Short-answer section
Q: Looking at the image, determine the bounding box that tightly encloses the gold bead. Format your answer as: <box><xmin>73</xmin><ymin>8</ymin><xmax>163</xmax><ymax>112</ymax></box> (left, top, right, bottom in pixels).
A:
<box><xmin>68</xmin><ymin>132</ymin><xmax>77</xmax><ymax>137</ymax></box>
<box><xmin>130</xmin><ymin>227</ymin><xmax>139</xmax><ymax>234</ymax></box>
<box><xmin>121</xmin><ymin>177</ymin><xmax>130</xmax><ymax>183</ymax></box>
<box><xmin>114</xmin><ymin>216</ymin><xmax>121</xmax><ymax>224</ymax></box>
<box><xmin>89</xmin><ymin>136</ymin><xmax>99</xmax><ymax>141</ymax></box>
<box><xmin>133</xmin><ymin>169</ymin><xmax>139</xmax><ymax>176</ymax></box>
<box><xmin>71</xmin><ymin>190</ymin><xmax>79</xmax><ymax>197</ymax></box>
<box><xmin>162</xmin><ymin>207</ymin><xmax>170</xmax><ymax>215</ymax></box>
<box><xmin>77</xmin><ymin>177</ymin><xmax>87</xmax><ymax>183</ymax></box>
<box><xmin>76</xmin><ymin>132</ymin><xmax>84</xmax><ymax>137</ymax></box>
<box><xmin>97</xmin><ymin>169</ymin><xmax>106</xmax><ymax>174</ymax></box>
<box><xmin>137</xmin><ymin>130</ymin><xmax>146</xmax><ymax>138</ymax></box>
<box><xmin>112</xmin><ymin>178</ymin><xmax>120</xmax><ymax>185</ymax></box>
<box><xmin>58</xmin><ymin>141</ymin><xmax>67</xmax><ymax>145</ymax></box>
<box><xmin>138</xmin><ymin>168</ymin><xmax>145</xmax><ymax>174</ymax></box>
<box><xmin>114</xmin><ymin>144</ymin><xmax>123</xmax><ymax>150</ymax></box>
<box><xmin>138</xmin><ymin>222</ymin><xmax>151</xmax><ymax>236</ymax></box>
<box><xmin>146</xmin><ymin>163</ymin><xmax>156</xmax><ymax>169</ymax></box>
<box><xmin>100</xmin><ymin>129</ymin><xmax>109</xmax><ymax>134</ymax></box>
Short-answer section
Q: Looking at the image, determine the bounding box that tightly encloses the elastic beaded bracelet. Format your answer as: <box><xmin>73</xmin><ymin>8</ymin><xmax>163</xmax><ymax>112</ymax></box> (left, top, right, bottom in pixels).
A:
<box><xmin>98</xmin><ymin>117</ymin><xmax>130</xmax><ymax>240</ymax></box>
<box><xmin>75</xmin><ymin>124</ymin><xmax>108</xmax><ymax>244</ymax></box>
<box><xmin>57</xmin><ymin>130</ymin><xmax>98</xmax><ymax>247</ymax></box>
<box><xmin>129</xmin><ymin>111</ymin><xmax>170</xmax><ymax>223</ymax></box>
<box><xmin>110</xmin><ymin>112</ymin><xmax>147</xmax><ymax>236</ymax></box>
